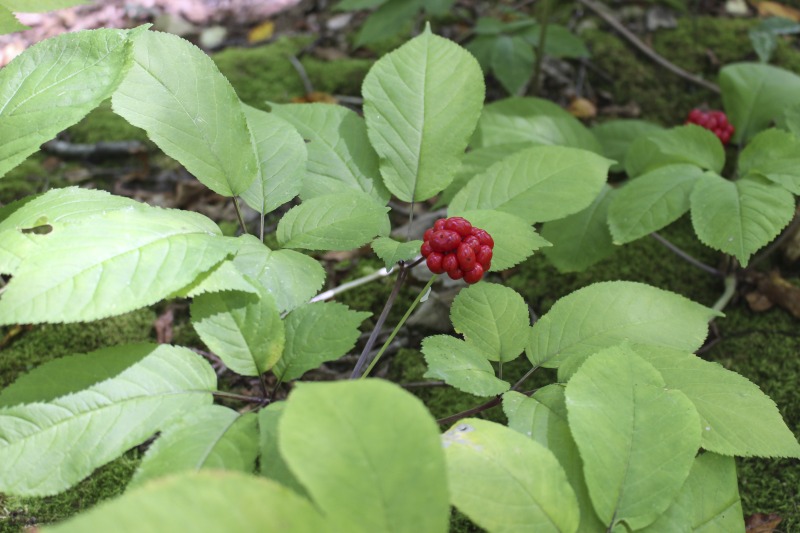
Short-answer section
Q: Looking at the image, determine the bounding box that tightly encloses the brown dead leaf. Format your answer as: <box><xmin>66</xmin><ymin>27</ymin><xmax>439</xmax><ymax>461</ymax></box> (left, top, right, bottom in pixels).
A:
<box><xmin>745</xmin><ymin>512</ymin><xmax>782</xmax><ymax>533</ymax></box>
<box><xmin>755</xmin><ymin>1</ymin><xmax>800</xmax><ymax>20</ymax></box>
<box><xmin>568</xmin><ymin>97</ymin><xmax>597</xmax><ymax>119</ymax></box>
<box><xmin>745</xmin><ymin>290</ymin><xmax>774</xmax><ymax>312</ymax></box>
<box><xmin>749</xmin><ymin>270</ymin><xmax>800</xmax><ymax>318</ymax></box>
<box><xmin>247</xmin><ymin>20</ymin><xmax>274</xmax><ymax>44</ymax></box>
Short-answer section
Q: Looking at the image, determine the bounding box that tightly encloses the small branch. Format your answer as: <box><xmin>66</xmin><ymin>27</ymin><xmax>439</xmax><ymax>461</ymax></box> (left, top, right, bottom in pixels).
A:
<box><xmin>311</xmin><ymin>266</ymin><xmax>396</xmax><ymax>303</ymax></box>
<box><xmin>650</xmin><ymin>232</ymin><xmax>721</xmax><ymax>277</ymax></box>
<box><xmin>577</xmin><ymin>0</ymin><xmax>720</xmax><ymax>94</ymax></box>
<box><xmin>437</xmin><ymin>396</ymin><xmax>502</xmax><ymax>427</ymax></box>
<box><xmin>288</xmin><ymin>54</ymin><xmax>314</xmax><ymax>95</ymax></box>
<box><xmin>232</xmin><ymin>197</ymin><xmax>248</xmax><ymax>235</ymax></box>
<box><xmin>42</xmin><ymin>139</ymin><xmax>147</xmax><ymax>158</ymax></box>
<box><xmin>212</xmin><ymin>390</ymin><xmax>265</xmax><ymax>404</ymax></box>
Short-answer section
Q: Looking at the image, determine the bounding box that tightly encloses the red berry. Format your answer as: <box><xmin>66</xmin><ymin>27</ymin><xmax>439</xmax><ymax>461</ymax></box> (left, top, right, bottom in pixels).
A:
<box><xmin>423</xmin><ymin>228</ymin><xmax>434</xmax><ymax>242</ymax></box>
<box><xmin>448</xmin><ymin>267</ymin><xmax>464</xmax><ymax>280</ymax></box>
<box><xmin>429</xmin><ymin>230</ymin><xmax>461</xmax><ymax>253</ymax></box>
<box><xmin>471</xmin><ymin>228</ymin><xmax>494</xmax><ymax>248</ymax></box>
<box><xmin>477</xmin><ymin>245</ymin><xmax>492</xmax><ymax>269</ymax></box>
<box><xmin>444</xmin><ymin>217</ymin><xmax>473</xmax><ymax>237</ymax></box>
<box><xmin>421</xmin><ymin>241</ymin><xmax>433</xmax><ymax>257</ymax></box>
<box><xmin>442</xmin><ymin>253</ymin><xmax>458</xmax><ymax>273</ymax></box>
<box><xmin>457</xmin><ymin>243</ymin><xmax>476</xmax><ymax>271</ymax></box>
<box><xmin>426</xmin><ymin>252</ymin><xmax>445</xmax><ymax>274</ymax></box>
<box><xmin>688</xmin><ymin>109</ymin><xmax>702</xmax><ymax>122</ymax></box>
<box><xmin>433</xmin><ymin>218</ymin><xmax>447</xmax><ymax>231</ymax></box>
<box><xmin>463</xmin><ymin>235</ymin><xmax>481</xmax><ymax>253</ymax></box>
<box><xmin>463</xmin><ymin>264</ymin><xmax>484</xmax><ymax>284</ymax></box>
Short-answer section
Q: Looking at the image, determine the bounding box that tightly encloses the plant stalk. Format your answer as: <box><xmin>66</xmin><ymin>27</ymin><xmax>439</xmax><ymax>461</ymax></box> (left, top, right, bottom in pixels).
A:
<box><xmin>233</xmin><ymin>197</ymin><xmax>248</xmax><ymax>235</ymax></box>
<box><xmin>531</xmin><ymin>0</ymin><xmax>552</xmax><ymax>95</ymax></box>
<box><xmin>711</xmin><ymin>274</ymin><xmax>737</xmax><ymax>315</ymax></box>
<box><xmin>650</xmin><ymin>232</ymin><xmax>721</xmax><ymax>276</ymax></box>
<box><xmin>212</xmin><ymin>390</ymin><xmax>265</xmax><ymax>404</ymax></box>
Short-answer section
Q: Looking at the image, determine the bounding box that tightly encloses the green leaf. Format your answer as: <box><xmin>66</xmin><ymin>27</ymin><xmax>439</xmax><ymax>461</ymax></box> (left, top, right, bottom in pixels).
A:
<box><xmin>632</xmin><ymin>345</ymin><xmax>800</xmax><ymax>458</ymax></box>
<box><xmin>269</xmin><ymin>103</ymin><xmax>389</xmax><ymax>203</ymax></box>
<box><xmin>527</xmin><ymin>281</ymin><xmax>719</xmax><ymax>376</ymax></box>
<box><xmin>625</xmin><ymin>125</ymin><xmax>725</xmax><ymax>177</ymax></box>
<box><xmin>443</xmin><ymin>418</ymin><xmax>580</xmax><ymax>533</ymax></box>
<box><xmin>0</xmin><ymin>344</ymin><xmax>216</xmax><ymax>496</ymax></box>
<box><xmin>44</xmin><ymin>471</ymin><xmax>326</xmax><ymax>532</ymax></box>
<box><xmin>435</xmin><ymin>142</ymin><xmax>534</xmax><ymax>208</ymax></box>
<box><xmin>176</xmin><ymin>259</ymin><xmax>258</xmax><ymax>298</ymax></box>
<box><xmin>371</xmin><ymin>237</ymin><xmax>422</xmax><ymax>269</ymax></box>
<box><xmin>354</xmin><ymin>0</ymin><xmax>422</xmax><ymax>46</ymax></box>
<box><xmin>277</xmin><ymin>191</ymin><xmax>390</xmax><ymax>251</ymax></box>
<box><xmin>687</xmin><ymin>453</ymin><xmax>745</xmax><ymax>532</ymax></box>
<box><xmin>565</xmin><ymin>344</ymin><xmax>701</xmax><ymax>530</ymax></box>
<box><xmin>523</xmin><ymin>24</ymin><xmax>590</xmax><ymax>58</ymax></box>
<box><xmin>130</xmin><ymin>406</ymin><xmax>258</xmax><ymax>488</ymax></box>
<box><xmin>334</xmin><ymin>0</ymin><xmax>386</xmax><ymax>10</ymax></box>
<box><xmin>720</xmin><ymin>62</ymin><xmax>800</xmax><ymax>143</ymax></box>
<box><xmin>608</xmin><ymin>164</ymin><xmax>704</xmax><ymax>244</ymax></box>
<box><xmin>421</xmin><ymin>335</ymin><xmax>510</xmax><ymax>397</ymax></box>
<box><xmin>257</xmin><ymin>403</ymin><xmax>308</xmax><ymax>497</ymax></box>
<box><xmin>0</xmin><ymin>344</ymin><xmax>154</xmax><ymax>408</ymax></box>
<box><xmin>591</xmin><ymin>119</ymin><xmax>662</xmax><ymax>173</ymax></box>
<box><xmin>363</xmin><ymin>27</ymin><xmax>484</xmax><ymax>201</ymax></box>
<box><xmin>490</xmin><ymin>35</ymin><xmax>535</xmax><ymax>95</ymax></box>
<box><xmin>0</xmin><ymin>229</ymin><xmax>33</xmax><ymax>274</ymax></box>
<box><xmin>777</xmin><ymin>102</ymin><xmax>800</xmax><ymax>137</ymax></box>
<box><xmin>0</xmin><ymin>29</ymin><xmax>132</xmax><ymax>179</ymax></box>
<box><xmin>0</xmin><ymin>1</ymin><xmax>89</xmax><ymax>11</ymax></box>
<box><xmin>448</xmin><ymin>145</ymin><xmax>611</xmax><ymax>224</ymax></box>
<box><xmin>449</xmin><ymin>209</ymin><xmax>551</xmax><ymax>270</ymax></box>
<box><xmin>0</xmin><ymin>206</ymin><xmax>237</xmax><ymax>325</ymax></box>
<box><xmin>471</xmin><ymin>97</ymin><xmax>601</xmax><ymax>153</ymax></box>
<box><xmin>112</xmin><ymin>30</ymin><xmax>257</xmax><ymax>196</ymax></box>
<box><xmin>465</xmin><ymin>35</ymin><xmax>495</xmax><ymax>71</ymax></box>
<box><xmin>503</xmin><ymin>387</ymin><xmax>606</xmax><ymax>532</ymax></box>
<box><xmin>690</xmin><ymin>173</ymin><xmax>794</xmax><ymax>266</ymax></box>
<box><xmin>738</xmin><ymin>128</ymin><xmax>800</xmax><ymax>194</ymax></box>
<box><xmin>239</xmin><ymin>105</ymin><xmax>306</xmax><ymax>215</ymax></box>
<box><xmin>273</xmin><ymin>302</ymin><xmax>370</xmax><ymax>382</ymax></box>
<box><xmin>450</xmin><ymin>282</ymin><xmax>530</xmax><ymax>362</ymax></box>
<box><xmin>541</xmin><ymin>184</ymin><xmax>617</xmax><ymax>272</ymax></box>
<box><xmin>279</xmin><ymin>380</ymin><xmax>449</xmax><ymax>533</ymax></box>
<box><xmin>231</xmin><ymin>235</ymin><xmax>325</xmax><ymax>313</ymax></box>
<box><xmin>0</xmin><ymin>6</ymin><xmax>26</xmax><ymax>34</ymax></box>
<box><xmin>191</xmin><ymin>283</ymin><xmax>285</xmax><ymax>376</ymax></box>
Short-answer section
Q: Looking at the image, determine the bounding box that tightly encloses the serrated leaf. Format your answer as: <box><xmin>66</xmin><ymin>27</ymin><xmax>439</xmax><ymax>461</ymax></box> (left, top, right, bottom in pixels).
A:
<box><xmin>720</xmin><ymin>62</ymin><xmax>800</xmax><ymax>143</ymax></box>
<box><xmin>502</xmin><ymin>387</ymin><xmax>606</xmax><ymax>532</ymax></box>
<box><xmin>443</xmin><ymin>418</ymin><xmax>580</xmax><ymax>533</ymax></box>
<box><xmin>112</xmin><ymin>30</ymin><xmax>257</xmax><ymax>196</ymax></box>
<box><xmin>608</xmin><ymin>164</ymin><xmax>704</xmax><ymax>244</ymax></box>
<box><xmin>0</xmin><ymin>344</ymin><xmax>216</xmax><ymax>496</ymax></box>
<box><xmin>44</xmin><ymin>471</ymin><xmax>326</xmax><ymax>533</ymax></box>
<box><xmin>471</xmin><ymin>97</ymin><xmax>601</xmax><ymax>153</ymax></box>
<box><xmin>0</xmin><ymin>206</ymin><xmax>237</xmax><ymax>325</ymax></box>
<box><xmin>738</xmin><ymin>128</ymin><xmax>800</xmax><ymax>194</ymax></box>
<box><xmin>273</xmin><ymin>302</ymin><xmax>370</xmax><ymax>382</ymax></box>
<box><xmin>565</xmin><ymin>344</ymin><xmax>701</xmax><ymax>530</ymax></box>
<box><xmin>279</xmin><ymin>380</ymin><xmax>449</xmax><ymax>533</ymax></box>
<box><xmin>239</xmin><ymin>105</ymin><xmax>306</xmax><ymax>215</ymax></box>
<box><xmin>449</xmin><ymin>209</ymin><xmax>550</xmax><ymax>271</ymax></box>
<box><xmin>0</xmin><ymin>29</ymin><xmax>132</xmax><ymax>179</ymax></box>
<box><xmin>527</xmin><ymin>281</ymin><xmax>719</xmax><ymax>376</ymax></box>
<box><xmin>632</xmin><ymin>345</ymin><xmax>800</xmax><ymax>458</ymax></box>
<box><xmin>257</xmin><ymin>403</ymin><xmax>307</xmax><ymax>495</ymax></box>
<box><xmin>421</xmin><ymin>335</ymin><xmax>510</xmax><ymax>397</ymax></box>
<box><xmin>690</xmin><ymin>173</ymin><xmax>794</xmax><ymax>266</ymax></box>
<box><xmin>191</xmin><ymin>283</ymin><xmax>285</xmax><ymax>376</ymax></box>
<box><xmin>176</xmin><ymin>259</ymin><xmax>258</xmax><ymax>298</ymax></box>
<box><xmin>277</xmin><ymin>191</ymin><xmax>389</xmax><ymax>251</ymax></box>
<box><xmin>448</xmin><ymin>145</ymin><xmax>611</xmax><ymax>224</ymax></box>
<box><xmin>354</xmin><ymin>0</ymin><xmax>422</xmax><ymax>46</ymax></box>
<box><xmin>490</xmin><ymin>35</ymin><xmax>535</xmax><ymax>95</ymax></box>
<box><xmin>363</xmin><ymin>27</ymin><xmax>484</xmax><ymax>201</ymax></box>
<box><xmin>624</xmin><ymin>125</ymin><xmax>725</xmax><ymax>177</ymax></box>
<box><xmin>591</xmin><ymin>119</ymin><xmax>663</xmax><ymax>173</ymax></box>
<box><xmin>541</xmin><ymin>184</ymin><xmax>617</xmax><ymax>272</ymax></box>
<box><xmin>450</xmin><ymin>283</ymin><xmax>530</xmax><ymax>362</ymax></box>
<box><xmin>0</xmin><ymin>344</ymin><xmax>154</xmax><ymax>408</ymax></box>
<box><xmin>687</xmin><ymin>453</ymin><xmax>745</xmax><ymax>532</ymax></box>
<box><xmin>269</xmin><ymin>103</ymin><xmax>389</xmax><ymax>203</ymax></box>
<box><xmin>0</xmin><ymin>6</ymin><xmax>26</xmax><ymax>34</ymax></box>
<box><xmin>371</xmin><ymin>237</ymin><xmax>422</xmax><ymax>269</ymax></box>
<box><xmin>231</xmin><ymin>234</ymin><xmax>325</xmax><ymax>313</ymax></box>
<box><xmin>130</xmin><ymin>405</ymin><xmax>258</xmax><ymax>488</ymax></box>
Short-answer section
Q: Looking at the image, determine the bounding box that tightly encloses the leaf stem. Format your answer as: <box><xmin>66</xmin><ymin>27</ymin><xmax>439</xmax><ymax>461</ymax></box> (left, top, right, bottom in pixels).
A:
<box><xmin>712</xmin><ymin>274</ymin><xmax>737</xmax><ymax>315</ymax></box>
<box><xmin>360</xmin><ymin>275</ymin><xmax>437</xmax><ymax>379</ymax></box>
<box><xmin>531</xmin><ymin>0</ymin><xmax>552</xmax><ymax>95</ymax></box>
<box><xmin>212</xmin><ymin>390</ymin><xmax>264</xmax><ymax>404</ymax></box>
<box><xmin>233</xmin><ymin>197</ymin><xmax>248</xmax><ymax>235</ymax></box>
<box><xmin>350</xmin><ymin>265</ymin><xmax>409</xmax><ymax>378</ymax></box>
<box><xmin>649</xmin><ymin>232</ymin><xmax>721</xmax><ymax>276</ymax></box>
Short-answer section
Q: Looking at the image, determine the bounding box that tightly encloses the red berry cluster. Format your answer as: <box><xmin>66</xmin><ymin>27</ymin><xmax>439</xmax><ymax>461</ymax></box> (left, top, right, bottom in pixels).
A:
<box><xmin>686</xmin><ymin>109</ymin><xmax>735</xmax><ymax>145</ymax></box>
<box><xmin>420</xmin><ymin>217</ymin><xmax>494</xmax><ymax>284</ymax></box>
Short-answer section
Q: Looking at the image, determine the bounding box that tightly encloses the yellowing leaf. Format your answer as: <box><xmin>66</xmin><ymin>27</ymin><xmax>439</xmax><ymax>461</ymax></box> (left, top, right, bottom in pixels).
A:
<box><xmin>247</xmin><ymin>20</ymin><xmax>274</xmax><ymax>44</ymax></box>
<box><xmin>755</xmin><ymin>1</ymin><xmax>800</xmax><ymax>21</ymax></box>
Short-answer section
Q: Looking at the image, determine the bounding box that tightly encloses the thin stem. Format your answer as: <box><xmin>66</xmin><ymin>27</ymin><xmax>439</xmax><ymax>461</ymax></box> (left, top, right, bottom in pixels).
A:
<box><xmin>233</xmin><ymin>197</ymin><xmax>248</xmax><ymax>235</ymax></box>
<box><xmin>650</xmin><ymin>232</ymin><xmax>721</xmax><ymax>276</ymax></box>
<box><xmin>212</xmin><ymin>390</ymin><xmax>264</xmax><ymax>403</ymax></box>
<box><xmin>711</xmin><ymin>274</ymin><xmax>737</xmax><ymax>315</ymax></box>
<box><xmin>512</xmin><ymin>365</ymin><xmax>540</xmax><ymax>390</ymax></box>
<box><xmin>531</xmin><ymin>0</ymin><xmax>552</xmax><ymax>95</ymax></box>
<box><xmin>350</xmin><ymin>266</ymin><xmax>409</xmax><ymax>378</ymax></box>
<box><xmin>311</xmin><ymin>266</ymin><xmax>397</xmax><ymax>303</ymax></box>
<box><xmin>360</xmin><ymin>275</ymin><xmax>437</xmax><ymax>379</ymax></box>
<box><xmin>259</xmin><ymin>213</ymin><xmax>265</xmax><ymax>242</ymax></box>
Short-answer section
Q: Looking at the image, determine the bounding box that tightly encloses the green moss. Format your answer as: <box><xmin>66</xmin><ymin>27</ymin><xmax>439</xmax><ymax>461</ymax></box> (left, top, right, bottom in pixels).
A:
<box><xmin>66</xmin><ymin>101</ymin><xmax>151</xmax><ymax>145</ymax></box>
<box><xmin>0</xmin><ymin>452</ymin><xmax>140</xmax><ymax>532</ymax></box>
<box><xmin>0</xmin><ymin>308</ymin><xmax>155</xmax><ymax>388</ymax></box>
